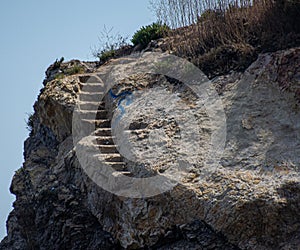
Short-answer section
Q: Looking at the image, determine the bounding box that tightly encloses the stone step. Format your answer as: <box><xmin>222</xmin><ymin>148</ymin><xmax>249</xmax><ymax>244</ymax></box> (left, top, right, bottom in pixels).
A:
<box><xmin>79</xmin><ymin>83</ymin><xmax>105</xmax><ymax>93</ymax></box>
<box><xmin>112</xmin><ymin>171</ymin><xmax>133</xmax><ymax>177</ymax></box>
<box><xmin>82</xmin><ymin>119</ymin><xmax>110</xmax><ymax>128</ymax></box>
<box><xmin>79</xmin><ymin>92</ymin><xmax>104</xmax><ymax>102</ymax></box>
<box><xmin>74</xmin><ymin>110</ymin><xmax>108</xmax><ymax>120</ymax></box>
<box><xmin>95</xmin><ymin>153</ymin><xmax>123</xmax><ymax>162</ymax></box>
<box><xmin>95</xmin><ymin>119</ymin><xmax>110</xmax><ymax>128</ymax></box>
<box><xmin>96</xmin><ymin>110</ymin><xmax>108</xmax><ymax>119</ymax></box>
<box><xmin>94</xmin><ymin>128</ymin><xmax>112</xmax><ymax>136</ymax></box>
<box><xmin>95</xmin><ymin>72</ymin><xmax>110</xmax><ymax>80</ymax></box>
<box><xmin>79</xmin><ymin>75</ymin><xmax>103</xmax><ymax>84</ymax></box>
<box><xmin>103</xmin><ymin>154</ymin><xmax>123</xmax><ymax>162</ymax></box>
<box><xmin>96</xmin><ymin>136</ymin><xmax>115</xmax><ymax>145</ymax></box>
<box><xmin>77</xmin><ymin>101</ymin><xmax>105</xmax><ymax>111</ymax></box>
<box><xmin>98</xmin><ymin>145</ymin><xmax>118</xmax><ymax>153</ymax></box>
<box><xmin>104</xmin><ymin>162</ymin><xmax>126</xmax><ymax>171</ymax></box>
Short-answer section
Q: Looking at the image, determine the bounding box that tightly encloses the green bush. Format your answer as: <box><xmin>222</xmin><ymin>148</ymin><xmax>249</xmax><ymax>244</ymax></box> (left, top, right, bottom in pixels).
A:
<box><xmin>65</xmin><ymin>65</ymin><xmax>85</xmax><ymax>75</ymax></box>
<box><xmin>98</xmin><ymin>49</ymin><xmax>116</xmax><ymax>62</ymax></box>
<box><xmin>54</xmin><ymin>73</ymin><xmax>65</xmax><ymax>80</ymax></box>
<box><xmin>131</xmin><ymin>23</ymin><xmax>170</xmax><ymax>49</ymax></box>
<box><xmin>54</xmin><ymin>64</ymin><xmax>85</xmax><ymax>80</ymax></box>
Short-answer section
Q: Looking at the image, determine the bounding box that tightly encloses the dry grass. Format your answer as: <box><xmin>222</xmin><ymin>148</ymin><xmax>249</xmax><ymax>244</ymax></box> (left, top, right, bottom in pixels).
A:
<box><xmin>151</xmin><ymin>0</ymin><xmax>300</xmax><ymax>77</ymax></box>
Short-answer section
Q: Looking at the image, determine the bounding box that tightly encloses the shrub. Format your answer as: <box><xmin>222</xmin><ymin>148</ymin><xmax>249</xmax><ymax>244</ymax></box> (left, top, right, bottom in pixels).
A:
<box><xmin>26</xmin><ymin>113</ymin><xmax>35</xmax><ymax>133</ymax></box>
<box><xmin>274</xmin><ymin>0</ymin><xmax>300</xmax><ymax>33</ymax></box>
<box><xmin>93</xmin><ymin>26</ymin><xmax>128</xmax><ymax>63</ymax></box>
<box><xmin>54</xmin><ymin>73</ymin><xmax>65</xmax><ymax>80</ymax></box>
<box><xmin>52</xmin><ymin>57</ymin><xmax>64</xmax><ymax>69</ymax></box>
<box><xmin>131</xmin><ymin>23</ymin><xmax>170</xmax><ymax>49</ymax></box>
<box><xmin>65</xmin><ymin>65</ymin><xmax>85</xmax><ymax>75</ymax></box>
<box><xmin>99</xmin><ymin>49</ymin><xmax>116</xmax><ymax>62</ymax></box>
<box><xmin>150</xmin><ymin>0</ymin><xmax>300</xmax><ymax>77</ymax></box>
<box><xmin>197</xmin><ymin>9</ymin><xmax>224</xmax><ymax>23</ymax></box>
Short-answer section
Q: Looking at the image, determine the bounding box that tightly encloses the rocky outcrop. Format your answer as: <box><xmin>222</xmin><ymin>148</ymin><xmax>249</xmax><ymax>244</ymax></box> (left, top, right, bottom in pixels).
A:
<box><xmin>1</xmin><ymin>47</ymin><xmax>299</xmax><ymax>249</ymax></box>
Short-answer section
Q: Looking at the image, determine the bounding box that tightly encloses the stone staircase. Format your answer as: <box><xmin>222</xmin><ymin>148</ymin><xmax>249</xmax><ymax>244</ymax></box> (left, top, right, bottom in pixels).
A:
<box><xmin>76</xmin><ymin>76</ymin><xmax>132</xmax><ymax>176</ymax></box>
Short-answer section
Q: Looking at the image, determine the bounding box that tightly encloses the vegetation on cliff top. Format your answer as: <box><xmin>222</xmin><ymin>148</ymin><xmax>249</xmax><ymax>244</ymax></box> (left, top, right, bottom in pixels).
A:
<box><xmin>94</xmin><ymin>0</ymin><xmax>299</xmax><ymax>78</ymax></box>
<box><xmin>92</xmin><ymin>26</ymin><xmax>129</xmax><ymax>63</ymax></box>
<box><xmin>150</xmin><ymin>0</ymin><xmax>300</xmax><ymax>77</ymax></box>
<box><xmin>131</xmin><ymin>23</ymin><xmax>170</xmax><ymax>49</ymax></box>
<box><xmin>93</xmin><ymin>23</ymin><xmax>169</xmax><ymax>63</ymax></box>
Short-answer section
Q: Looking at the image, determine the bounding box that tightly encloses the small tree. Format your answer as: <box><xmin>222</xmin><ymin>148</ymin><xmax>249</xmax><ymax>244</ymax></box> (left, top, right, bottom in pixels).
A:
<box><xmin>92</xmin><ymin>25</ymin><xmax>128</xmax><ymax>62</ymax></box>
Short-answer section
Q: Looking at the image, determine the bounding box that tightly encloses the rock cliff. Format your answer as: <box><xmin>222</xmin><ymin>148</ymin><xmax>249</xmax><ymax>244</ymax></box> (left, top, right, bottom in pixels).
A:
<box><xmin>1</xmin><ymin>47</ymin><xmax>299</xmax><ymax>249</ymax></box>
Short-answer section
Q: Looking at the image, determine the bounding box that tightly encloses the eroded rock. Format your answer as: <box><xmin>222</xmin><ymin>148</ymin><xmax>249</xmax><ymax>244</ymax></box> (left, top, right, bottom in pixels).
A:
<box><xmin>1</xmin><ymin>47</ymin><xmax>299</xmax><ymax>250</ymax></box>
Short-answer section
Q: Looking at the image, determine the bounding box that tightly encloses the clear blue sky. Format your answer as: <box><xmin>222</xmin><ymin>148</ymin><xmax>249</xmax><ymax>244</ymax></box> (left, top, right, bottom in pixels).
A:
<box><xmin>0</xmin><ymin>0</ymin><xmax>155</xmax><ymax>240</ymax></box>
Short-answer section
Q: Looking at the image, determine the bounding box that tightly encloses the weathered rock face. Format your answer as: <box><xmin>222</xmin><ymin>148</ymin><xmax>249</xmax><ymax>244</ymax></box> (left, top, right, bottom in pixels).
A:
<box><xmin>1</xmin><ymin>48</ymin><xmax>299</xmax><ymax>250</ymax></box>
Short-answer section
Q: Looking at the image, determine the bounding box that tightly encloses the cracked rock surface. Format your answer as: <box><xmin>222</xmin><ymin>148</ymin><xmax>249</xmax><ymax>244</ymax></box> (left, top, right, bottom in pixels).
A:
<box><xmin>1</xmin><ymin>48</ymin><xmax>299</xmax><ymax>250</ymax></box>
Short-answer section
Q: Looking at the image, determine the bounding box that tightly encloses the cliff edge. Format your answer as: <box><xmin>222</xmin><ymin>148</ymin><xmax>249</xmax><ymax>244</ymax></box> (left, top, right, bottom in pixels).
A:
<box><xmin>0</xmin><ymin>46</ymin><xmax>299</xmax><ymax>249</ymax></box>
